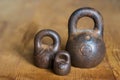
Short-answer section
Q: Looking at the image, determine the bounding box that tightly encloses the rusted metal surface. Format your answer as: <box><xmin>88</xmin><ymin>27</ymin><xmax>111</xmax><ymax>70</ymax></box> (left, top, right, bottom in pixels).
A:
<box><xmin>34</xmin><ymin>29</ymin><xmax>60</xmax><ymax>68</ymax></box>
<box><xmin>53</xmin><ymin>50</ymin><xmax>71</xmax><ymax>76</ymax></box>
<box><xmin>66</xmin><ymin>7</ymin><xmax>106</xmax><ymax>68</ymax></box>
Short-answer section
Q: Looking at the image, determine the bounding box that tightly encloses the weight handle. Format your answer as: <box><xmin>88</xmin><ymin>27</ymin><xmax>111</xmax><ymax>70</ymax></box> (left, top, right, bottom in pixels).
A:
<box><xmin>68</xmin><ymin>7</ymin><xmax>103</xmax><ymax>36</ymax></box>
<box><xmin>34</xmin><ymin>29</ymin><xmax>60</xmax><ymax>55</ymax></box>
<box><xmin>55</xmin><ymin>51</ymin><xmax>70</xmax><ymax>63</ymax></box>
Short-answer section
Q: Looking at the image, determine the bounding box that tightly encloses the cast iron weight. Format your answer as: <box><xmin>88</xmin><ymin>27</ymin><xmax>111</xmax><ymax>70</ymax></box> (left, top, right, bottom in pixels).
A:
<box><xmin>53</xmin><ymin>50</ymin><xmax>71</xmax><ymax>76</ymax></box>
<box><xmin>34</xmin><ymin>29</ymin><xmax>60</xmax><ymax>69</ymax></box>
<box><xmin>66</xmin><ymin>7</ymin><xmax>106</xmax><ymax>68</ymax></box>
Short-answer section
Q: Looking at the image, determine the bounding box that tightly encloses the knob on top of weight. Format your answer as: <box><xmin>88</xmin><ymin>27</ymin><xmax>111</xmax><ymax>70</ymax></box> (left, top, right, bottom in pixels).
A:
<box><xmin>34</xmin><ymin>29</ymin><xmax>61</xmax><ymax>69</ymax></box>
<box><xmin>66</xmin><ymin>7</ymin><xmax>106</xmax><ymax>68</ymax></box>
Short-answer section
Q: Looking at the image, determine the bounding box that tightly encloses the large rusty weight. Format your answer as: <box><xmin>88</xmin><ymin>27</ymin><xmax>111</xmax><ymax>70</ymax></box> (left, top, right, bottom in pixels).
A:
<box><xmin>34</xmin><ymin>29</ymin><xmax>60</xmax><ymax>68</ymax></box>
<box><xmin>66</xmin><ymin>7</ymin><xmax>106</xmax><ymax>68</ymax></box>
<box><xmin>53</xmin><ymin>50</ymin><xmax>71</xmax><ymax>76</ymax></box>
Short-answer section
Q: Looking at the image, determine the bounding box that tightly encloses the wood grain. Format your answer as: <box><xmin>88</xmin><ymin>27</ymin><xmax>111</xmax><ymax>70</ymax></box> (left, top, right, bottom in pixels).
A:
<box><xmin>0</xmin><ymin>0</ymin><xmax>120</xmax><ymax>80</ymax></box>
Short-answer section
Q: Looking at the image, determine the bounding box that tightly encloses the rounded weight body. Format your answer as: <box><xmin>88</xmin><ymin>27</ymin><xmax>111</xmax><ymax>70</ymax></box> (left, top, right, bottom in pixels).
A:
<box><xmin>66</xmin><ymin>7</ymin><xmax>106</xmax><ymax>68</ymax></box>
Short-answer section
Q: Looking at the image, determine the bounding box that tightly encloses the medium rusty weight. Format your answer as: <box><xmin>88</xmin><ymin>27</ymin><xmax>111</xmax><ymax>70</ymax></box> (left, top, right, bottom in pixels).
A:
<box><xmin>53</xmin><ymin>50</ymin><xmax>71</xmax><ymax>76</ymax></box>
<box><xmin>34</xmin><ymin>29</ymin><xmax>60</xmax><ymax>68</ymax></box>
<box><xmin>66</xmin><ymin>7</ymin><xmax>106</xmax><ymax>68</ymax></box>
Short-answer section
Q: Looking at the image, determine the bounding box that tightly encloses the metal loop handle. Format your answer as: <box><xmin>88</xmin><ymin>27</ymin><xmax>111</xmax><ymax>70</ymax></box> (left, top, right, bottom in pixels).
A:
<box><xmin>34</xmin><ymin>29</ymin><xmax>60</xmax><ymax>55</ymax></box>
<box><xmin>68</xmin><ymin>7</ymin><xmax>103</xmax><ymax>36</ymax></box>
<box><xmin>55</xmin><ymin>51</ymin><xmax>70</xmax><ymax>63</ymax></box>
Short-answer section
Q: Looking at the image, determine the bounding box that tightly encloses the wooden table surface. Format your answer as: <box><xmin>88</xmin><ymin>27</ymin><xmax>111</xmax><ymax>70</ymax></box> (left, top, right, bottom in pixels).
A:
<box><xmin>0</xmin><ymin>0</ymin><xmax>120</xmax><ymax>80</ymax></box>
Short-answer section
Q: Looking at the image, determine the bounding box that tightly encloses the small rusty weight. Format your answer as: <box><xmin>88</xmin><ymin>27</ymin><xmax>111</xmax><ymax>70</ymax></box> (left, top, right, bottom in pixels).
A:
<box><xmin>34</xmin><ymin>29</ymin><xmax>60</xmax><ymax>68</ymax></box>
<box><xmin>53</xmin><ymin>50</ymin><xmax>71</xmax><ymax>76</ymax></box>
<box><xmin>66</xmin><ymin>7</ymin><xmax>106</xmax><ymax>68</ymax></box>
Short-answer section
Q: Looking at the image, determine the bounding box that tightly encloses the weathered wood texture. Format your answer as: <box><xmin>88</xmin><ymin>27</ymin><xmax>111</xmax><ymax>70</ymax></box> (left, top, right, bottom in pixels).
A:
<box><xmin>0</xmin><ymin>0</ymin><xmax>120</xmax><ymax>80</ymax></box>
